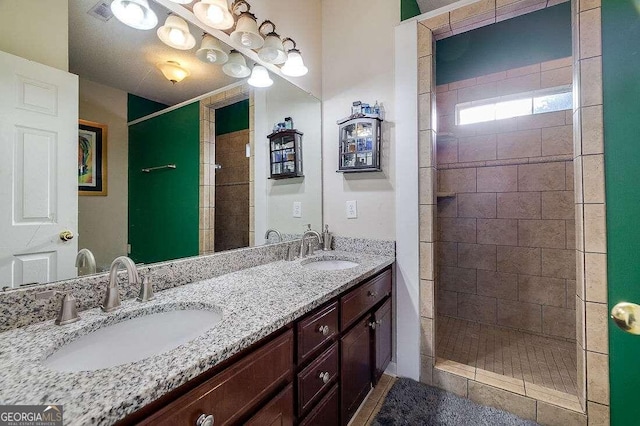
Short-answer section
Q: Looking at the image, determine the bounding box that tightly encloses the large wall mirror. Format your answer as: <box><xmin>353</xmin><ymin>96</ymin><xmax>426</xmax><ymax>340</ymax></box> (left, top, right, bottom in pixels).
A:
<box><xmin>1</xmin><ymin>0</ymin><xmax>322</xmax><ymax>289</ymax></box>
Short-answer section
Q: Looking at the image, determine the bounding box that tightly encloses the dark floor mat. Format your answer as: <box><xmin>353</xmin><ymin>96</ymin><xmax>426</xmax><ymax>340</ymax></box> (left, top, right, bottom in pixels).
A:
<box><xmin>371</xmin><ymin>378</ymin><xmax>539</xmax><ymax>426</ymax></box>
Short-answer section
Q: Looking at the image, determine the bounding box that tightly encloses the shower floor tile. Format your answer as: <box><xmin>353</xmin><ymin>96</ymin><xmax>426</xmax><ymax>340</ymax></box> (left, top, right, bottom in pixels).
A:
<box><xmin>436</xmin><ymin>315</ymin><xmax>578</xmax><ymax>396</ymax></box>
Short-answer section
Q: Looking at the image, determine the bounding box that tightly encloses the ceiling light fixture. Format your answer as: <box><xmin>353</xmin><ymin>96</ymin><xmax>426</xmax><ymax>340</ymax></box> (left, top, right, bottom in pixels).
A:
<box><xmin>196</xmin><ymin>34</ymin><xmax>229</xmax><ymax>64</ymax></box>
<box><xmin>281</xmin><ymin>38</ymin><xmax>308</xmax><ymax>77</ymax></box>
<box><xmin>222</xmin><ymin>50</ymin><xmax>251</xmax><ymax>78</ymax></box>
<box><xmin>248</xmin><ymin>65</ymin><xmax>273</xmax><ymax>88</ymax></box>
<box><xmin>110</xmin><ymin>0</ymin><xmax>158</xmax><ymax>30</ymax></box>
<box><xmin>193</xmin><ymin>0</ymin><xmax>235</xmax><ymax>30</ymax></box>
<box><xmin>230</xmin><ymin>1</ymin><xmax>263</xmax><ymax>49</ymax></box>
<box><xmin>157</xmin><ymin>61</ymin><xmax>191</xmax><ymax>84</ymax></box>
<box><xmin>157</xmin><ymin>15</ymin><xmax>196</xmax><ymax>50</ymax></box>
<box><xmin>257</xmin><ymin>20</ymin><xmax>287</xmax><ymax>65</ymax></box>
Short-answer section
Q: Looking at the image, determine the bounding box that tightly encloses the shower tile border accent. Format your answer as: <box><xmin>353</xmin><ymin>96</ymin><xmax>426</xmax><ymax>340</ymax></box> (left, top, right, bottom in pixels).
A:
<box><xmin>417</xmin><ymin>0</ymin><xmax>608</xmax><ymax>422</ymax></box>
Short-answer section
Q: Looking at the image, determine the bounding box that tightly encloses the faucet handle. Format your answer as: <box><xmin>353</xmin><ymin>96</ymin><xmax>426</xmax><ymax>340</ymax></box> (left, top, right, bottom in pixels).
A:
<box><xmin>137</xmin><ymin>276</ymin><xmax>155</xmax><ymax>302</ymax></box>
<box><xmin>55</xmin><ymin>292</ymin><xmax>80</xmax><ymax>325</ymax></box>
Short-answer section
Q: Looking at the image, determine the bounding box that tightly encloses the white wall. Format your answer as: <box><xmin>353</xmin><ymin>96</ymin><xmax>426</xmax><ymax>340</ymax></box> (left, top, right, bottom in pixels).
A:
<box><xmin>321</xmin><ymin>0</ymin><xmax>400</xmax><ymax>241</ymax></box>
<box><xmin>249</xmin><ymin>0</ymin><xmax>322</xmax><ymax>100</ymax></box>
<box><xmin>0</xmin><ymin>0</ymin><xmax>68</xmax><ymax>71</ymax></box>
<box><xmin>78</xmin><ymin>78</ymin><xmax>129</xmax><ymax>270</ymax></box>
<box><xmin>255</xmin><ymin>77</ymin><xmax>323</xmax><ymax>239</ymax></box>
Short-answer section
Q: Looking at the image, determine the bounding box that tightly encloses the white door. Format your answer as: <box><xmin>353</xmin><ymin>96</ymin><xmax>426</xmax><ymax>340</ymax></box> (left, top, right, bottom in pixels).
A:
<box><xmin>0</xmin><ymin>50</ymin><xmax>79</xmax><ymax>289</ymax></box>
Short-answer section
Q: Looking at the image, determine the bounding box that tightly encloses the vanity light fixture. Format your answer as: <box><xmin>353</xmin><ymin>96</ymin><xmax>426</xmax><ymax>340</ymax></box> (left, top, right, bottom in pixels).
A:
<box><xmin>196</xmin><ymin>34</ymin><xmax>229</xmax><ymax>64</ymax></box>
<box><xmin>281</xmin><ymin>38</ymin><xmax>308</xmax><ymax>77</ymax></box>
<box><xmin>157</xmin><ymin>61</ymin><xmax>191</xmax><ymax>83</ymax></box>
<box><xmin>167</xmin><ymin>0</ymin><xmax>193</xmax><ymax>3</ymax></box>
<box><xmin>222</xmin><ymin>50</ymin><xmax>251</xmax><ymax>78</ymax></box>
<box><xmin>230</xmin><ymin>0</ymin><xmax>264</xmax><ymax>49</ymax></box>
<box><xmin>110</xmin><ymin>0</ymin><xmax>158</xmax><ymax>30</ymax></box>
<box><xmin>157</xmin><ymin>15</ymin><xmax>196</xmax><ymax>50</ymax></box>
<box><xmin>193</xmin><ymin>0</ymin><xmax>235</xmax><ymax>30</ymax></box>
<box><xmin>257</xmin><ymin>20</ymin><xmax>287</xmax><ymax>65</ymax></box>
<box><xmin>247</xmin><ymin>65</ymin><xmax>273</xmax><ymax>88</ymax></box>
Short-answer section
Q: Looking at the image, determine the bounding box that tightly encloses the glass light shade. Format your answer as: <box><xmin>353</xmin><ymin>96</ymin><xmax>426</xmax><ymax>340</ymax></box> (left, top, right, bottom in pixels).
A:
<box><xmin>196</xmin><ymin>35</ymin><xmax>229</xmax><ymax>64</ymax></box>
<box><xmin>167</xmin><ymin>0</ymin><xmax>193</xmax><ymax>3</ymax></box>
<box><xmin>258</xmin><ymin>33</ymin><xmax>287</xmax><ymax>65</ymax></box>
<box><xmin>230</xmin><ymin>13</ymin><xmax>263</xmax><ymax>49</ymax></box>
<box><xmin>281</xmin><ymin>49</ymin><xmax>308</xmax><ymax>77</ymax></box>
<box><xmin>247</xmin><ymin>65</ymin><xmax>273</xmax><ymax>88</ymax></box>
<box><xmin>157</xmin><ymin>15</ymin><xmax>196</xmax><ymax>50</ymax></box>
<box><xmin>193</xmin><ymin>0</ymin><xmax>234</xmax><ymax>30</ymax></box>
<box><xmin>157</xmin><ymin>61</ymin><xmax>190</xmax><ymax>83</ymax></box>
<box><xmin>222</xmin><ymin>51</ymin><xmax>251</xmax><ymax>78</ymax></box>
<box><xmin>111</xmin><ymin>0</ymin><xmax>158</xmax><ymax>30</ymax></box>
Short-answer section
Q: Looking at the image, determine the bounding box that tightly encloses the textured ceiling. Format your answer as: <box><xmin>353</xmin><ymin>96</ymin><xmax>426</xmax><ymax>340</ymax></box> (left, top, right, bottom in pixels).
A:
<box><xmin>69</xmin><ymin>0</ymin><xmax>239</xmax><ymax>106</ymax></box>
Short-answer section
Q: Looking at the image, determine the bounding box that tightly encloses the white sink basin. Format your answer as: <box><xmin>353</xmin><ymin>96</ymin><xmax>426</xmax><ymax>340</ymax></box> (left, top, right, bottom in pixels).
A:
<box><xmin>303</xmin><ymin>259</ymin><xmax>359</xmax><ymax>271</ymax></box>
<box><xmin>44</xmin><ymin>309</ymin><xmax>222</xmax><ymax>372</ymax></box>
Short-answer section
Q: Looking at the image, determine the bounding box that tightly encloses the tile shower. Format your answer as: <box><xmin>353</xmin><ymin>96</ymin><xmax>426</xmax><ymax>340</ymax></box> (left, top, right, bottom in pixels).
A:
<box><xmin>434</xmin><ymin>59</ymin><xmax>579</xmax><ymax>395</ymax></box>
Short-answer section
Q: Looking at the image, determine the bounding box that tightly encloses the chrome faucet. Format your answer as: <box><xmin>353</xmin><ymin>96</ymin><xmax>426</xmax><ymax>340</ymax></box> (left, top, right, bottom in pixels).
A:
<box><xmin>75</xmin><ymin>248</ymin><xmax>96</xmax><ymax>275</ymax></box>
<box><xmin>102</xmin><ymin>256</ymin><xmax>140</xmax><ymax>312</ymax></box>
<box><xmin>300</xmin><ymin>227</ymin><xmax>322</xmax><ymax>258</ymax></box>
<box><xmin>264</xmin><ymin>228</ymin><xmax>282</xmax><ymax>244</ymax></box>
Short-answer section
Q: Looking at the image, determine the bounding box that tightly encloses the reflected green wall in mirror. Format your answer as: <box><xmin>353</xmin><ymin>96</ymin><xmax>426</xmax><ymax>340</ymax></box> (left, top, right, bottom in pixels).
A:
<box><xmin>127</xmin><ymin>93</ymin><xmax>169</xmax><ymax>122</ymax></box>
<box><xmin>215</xmin><ymin>99</ymin><xmax>249</xmax><ymax>136</ymax></box>
<box><xmin>128</xmin><ymin>96</ymin><xmax>200</xmax><ymax>264</ymax></box>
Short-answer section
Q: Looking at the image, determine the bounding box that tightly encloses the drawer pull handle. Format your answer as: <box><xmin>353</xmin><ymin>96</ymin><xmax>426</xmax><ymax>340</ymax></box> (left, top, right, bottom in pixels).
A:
<box><xmin>376</xmin><ymin>319</ymin><xmax>382</xmax><ymax>325</ymax></box>
<box><xmin>317</xmin><ymin>325</ymin><xmax>330</xmax><ymax>335</ymax></box>
<box><xmin>318</xmin><ymin>371</ymin><xmax>330</xmax><ymax>383</ymax></box>
<box><xmin>369</xmin><ymin>321</ymin><xmax>377</xmax><ymax>329</ymax></box>
<box><xmin>368</xmin><ymin>291</ymin><xmax>378</xmax><ymax>298</ymax></box>
<box><xmin>196</xmin><ymin>414</ymin><xmax>214</xmax><ymax>426</ymax></box>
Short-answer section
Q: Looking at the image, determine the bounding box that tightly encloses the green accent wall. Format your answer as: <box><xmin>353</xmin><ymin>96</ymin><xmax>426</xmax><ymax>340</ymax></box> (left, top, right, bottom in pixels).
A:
<box><xmin>127</xmin><ymin>94</ymin><xmax>169</xmax><ymax>122</ymax></box>
<box><xmin>401</xmin><ymin>0</ymin><xmax>421</xmax><ymax>21</ymax></box>
<box><xmin>602</xmin><ymin>1</ymin><xmax>640</xmax><ymax>424</ymax></box>
<box><xmin>128</xmin><ymin>101</ymin><xmax>200</xmax><ymax>264</ymax></box>
<box><xmin>214</xmin><ymin>99</ymin><xmax>249</xmax><ymax>136</ymax></box>
<box><xmin>436</xmin><ymin>3</ymin><xmax>571</xmax><ymax>85</ymax></box>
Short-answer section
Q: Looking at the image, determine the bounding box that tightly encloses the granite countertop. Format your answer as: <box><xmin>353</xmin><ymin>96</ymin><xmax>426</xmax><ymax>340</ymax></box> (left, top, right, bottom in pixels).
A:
<box><xmin>0</xmin><ymin>250</ymin><xmax>394</xmax><ymax>425</ymax></box>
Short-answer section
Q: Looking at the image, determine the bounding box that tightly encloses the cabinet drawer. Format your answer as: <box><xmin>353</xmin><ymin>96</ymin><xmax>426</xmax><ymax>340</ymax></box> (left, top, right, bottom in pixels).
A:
<box><xmin>299</xmin><ymin>384</ymin><xmax>339</xmax><ymax>426</ymax></box>
<box><xmin>297</xmin><ymin>301</ymin><xmax>338</xmax><ymax>363</ymax></box>
<box><xmin>297</xmin><ymin>342</ymin><xmax>339</xmax><ymax>416</ymax></box>
<box><xmin>341</xmin><ymin>269</ymin><xmax>391</xmax><ymax>329</ymax></box>
<box><xmin>245</xmin><ymin>384</ymin><xmax>294</xmax><ymax>426</ymax></box>
<box><xmin>139</xmin><ymin>330</ymin><xmax>293</xmax><ymax>426</ymax></box>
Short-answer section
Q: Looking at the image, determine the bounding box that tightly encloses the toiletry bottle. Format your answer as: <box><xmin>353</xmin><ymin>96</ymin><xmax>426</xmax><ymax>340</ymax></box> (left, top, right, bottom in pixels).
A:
<box><xmin>374</xmin><ymin>101</ymin><xmax>380</xmax><ymax>116</ymax></box>
<box><xmin>323</xmin><ymin>225</ymin><xmax>332</xmax><ymax>251</ymax></box>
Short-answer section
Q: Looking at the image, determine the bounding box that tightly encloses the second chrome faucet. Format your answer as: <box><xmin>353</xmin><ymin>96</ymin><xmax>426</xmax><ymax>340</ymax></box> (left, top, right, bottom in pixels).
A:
<box><xmin>101</xmin><ymin>256</ymin><xmax>140</xmax><ymax>312</ymax></box>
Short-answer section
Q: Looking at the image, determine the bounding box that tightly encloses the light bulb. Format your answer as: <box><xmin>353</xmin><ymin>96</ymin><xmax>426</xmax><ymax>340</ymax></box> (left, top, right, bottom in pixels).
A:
<box><xmin>206</xmin><ymin>4</ymin><xmax>224</xmax><ymax>24</ymax></box>
<box><xmin>206</xmin><ymin>50</ymin><xmax>217</xmax><ymax>63</ymax></box>
<box><xmin>241</xmin><ymin>33</ymin><xmax>252</xmax><ymax>47</ymax></box>
<box><xmin>123</xmin><ymin>2</ymin><xmax>144</xmax><ymax>23</ymax></box>
<box><xmin>169</xmin><ymin>28</ymin><xmax>186</xmax><ymax>45</ymax></box>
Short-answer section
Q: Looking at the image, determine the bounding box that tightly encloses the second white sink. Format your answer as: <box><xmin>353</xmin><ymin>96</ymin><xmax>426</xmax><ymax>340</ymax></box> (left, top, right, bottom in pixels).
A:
<box><xmin>44</xmin><ymin>309</ymin><xmax>222</xmax><ymax>372</ymax></box>
<box><xmin>303</xmin><ymin>259</ymin><xmax>359</xmax><ymax>271</ymax></box>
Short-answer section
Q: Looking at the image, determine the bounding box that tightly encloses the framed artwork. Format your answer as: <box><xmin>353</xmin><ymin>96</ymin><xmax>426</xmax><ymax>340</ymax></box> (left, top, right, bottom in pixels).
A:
<box><xmin>78</xmin><ymin>119</ymin><xmax>107</xmax><ymax>196</ymax></box>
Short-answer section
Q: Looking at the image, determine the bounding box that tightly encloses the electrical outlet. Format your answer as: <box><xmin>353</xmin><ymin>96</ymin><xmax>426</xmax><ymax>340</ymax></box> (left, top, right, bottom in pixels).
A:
<box><xmin>346</xmin><ymin>200</ymin><xmax>357</xmax><ymax>219</ymax></box>
<box><xmin>293</xmin><ymin>201</ymin><xmax>302</xmax><ymax>218</ymax></box>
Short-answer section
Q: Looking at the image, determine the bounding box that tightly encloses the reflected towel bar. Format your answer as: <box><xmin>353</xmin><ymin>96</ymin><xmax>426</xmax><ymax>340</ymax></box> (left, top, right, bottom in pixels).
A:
<box><xmin>142</xmin><ymin>164</ymin><xmax>177</xmax><ymax>173</ymax></box>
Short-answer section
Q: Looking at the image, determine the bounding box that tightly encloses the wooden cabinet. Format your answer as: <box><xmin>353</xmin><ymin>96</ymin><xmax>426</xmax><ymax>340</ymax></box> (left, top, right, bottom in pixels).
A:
<box><xmin>373</xmin><ymin>297</ymin><xmax>392</xmax><ymax>384</ymax></box>
<box><xmin>268</xmin><ymin>129</ymin><xmax>304</xmax><ymax>179</ymax></box>
<box><xmin>137</xmin><ymin>330</ymin><xmax>293</xmax><ymax>426</ymax></box>
<box><xmin>340</xmin><ymin>316</ymin><xmax>373</xmax><ymax>425</ymax></box>
<box><xmin>123</xmin><ymin>267</ymin><xmax>393</xmax><ymax>426</ymax></box>
<box><xmin>245</xmin><ymin>384</ymin><xmax>294</xmax><ymax>426</ymax></box>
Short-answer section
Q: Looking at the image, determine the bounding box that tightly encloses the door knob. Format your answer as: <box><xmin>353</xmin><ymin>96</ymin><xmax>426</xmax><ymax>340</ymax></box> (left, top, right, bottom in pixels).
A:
<box><xmin>59</xmin><ymin>230</ymin><xmax>74</xmax><ymax>241</ymax></box>
<box><xmin>196</xmin><ymin>414</ymin><xmax>214</xmax><ymax>426</ymax></box>
<box><xmin>611</xmin><ymin>302</ymin><xmax>640</xmax><ymax>335</ymax></box>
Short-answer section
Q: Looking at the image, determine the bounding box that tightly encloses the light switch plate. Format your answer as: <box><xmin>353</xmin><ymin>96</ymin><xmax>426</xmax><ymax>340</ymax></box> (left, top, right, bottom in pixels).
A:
<box><xmin>293</xmin><ymin>201</ymin><xmax>302</xmax><ymax>218</ymax></box>
<box><xmin>346</xmin><ymin>200</ymin><xmax>357</xmax><ymax>219</ymax></box>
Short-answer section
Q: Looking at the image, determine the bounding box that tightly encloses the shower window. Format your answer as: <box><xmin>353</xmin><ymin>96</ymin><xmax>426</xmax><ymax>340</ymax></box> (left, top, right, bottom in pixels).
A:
<box><xmin>456</xmin><ymin>85</ymin><xmax>572</xmax><ymax>126</ymax></box>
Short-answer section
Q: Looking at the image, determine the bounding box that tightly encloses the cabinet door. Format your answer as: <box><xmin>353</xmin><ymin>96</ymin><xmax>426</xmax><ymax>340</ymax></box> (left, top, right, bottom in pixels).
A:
<box><xmin>340</xmin><ymin>316</ymin><xmax>372</xmax><ymax>425</ymax></box>
<box><xmin>373</xmin><ymin>297</ymin><xmax>392</xmax><ymax>384</ymax></box>
<box><xmin>299</xmin><ymin>384</ymin><xmax>339</xmax><ymax>426</ymax></box>
<box><xmin>245</xmin><ymin>384</ymin><xmax>294</xmax><ymax>426</ymax></box>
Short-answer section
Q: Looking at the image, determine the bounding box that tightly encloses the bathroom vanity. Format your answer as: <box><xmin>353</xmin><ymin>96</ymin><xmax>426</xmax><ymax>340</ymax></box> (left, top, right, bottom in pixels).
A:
<box><xmin>0</xmin><ymin>243</ymin><xmax>394</xmax><ymax>426</ymax></box>
<box><xmin>120</xmin><ymin>267</ymin><xmax>392</xmax><ymax>426</ymax></box>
